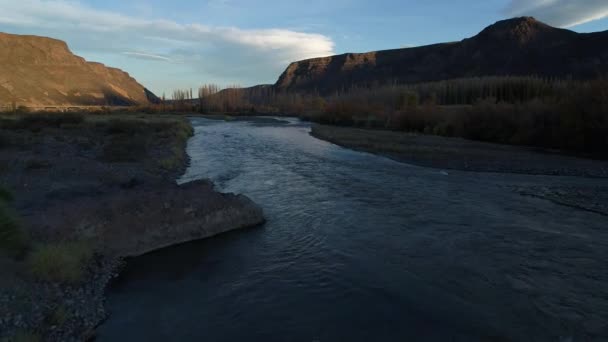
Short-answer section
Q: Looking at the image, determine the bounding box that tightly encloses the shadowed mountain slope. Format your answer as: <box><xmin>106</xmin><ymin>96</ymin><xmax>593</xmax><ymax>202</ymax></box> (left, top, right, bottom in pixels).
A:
<box><xmin>274</xmin><ymin>17</ymin><xmax>608</xmax><ymax>94</ymax></box>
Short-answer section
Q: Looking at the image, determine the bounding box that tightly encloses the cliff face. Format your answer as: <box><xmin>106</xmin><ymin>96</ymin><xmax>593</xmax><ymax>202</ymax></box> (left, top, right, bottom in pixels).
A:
<box><xmin>0</xmin><ymin>32</ymin><xmax>157</xmax><ymax>107</ymax></box>
<box><xmin>274</xmin><ymin>17</ymin><xmax>608</xmax><ymax>94</ymax></box>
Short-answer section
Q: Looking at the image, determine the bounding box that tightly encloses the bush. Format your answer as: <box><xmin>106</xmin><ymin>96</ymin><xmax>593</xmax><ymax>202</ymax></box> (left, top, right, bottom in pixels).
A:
<box><xmin>0</xmin><ymin>187</ymin><xmax>28</xmax><ymax>256</ymax></box>
<box><xmin>0</xmin><ymin>131</ymin><xmax>10</xmax><ymax>149</ymax></box>
<box><xmin>48</xmin><ymin>305</ymin><xmax>69</xmax><ymax>326</ymax></box>
<box><xmin>0</xmin><ymin>186</ymin><xmax>13</xmax><ymax>202</ymax></box>
<box><xmin>312</xmin><ymin>78</ymin><xmax>608</xmax><ymax>157</ymax></box>
<box><xmin>27</xmin><ymin>241</ymin><xmax>93</xmax><ymax>283</ymax></box>
<box><xmin>16</xmin><ymin>106</ymin><xmax>30</xmax><ymax>114</ymax></box>
<box><xmin>4</xmin><ymin>331</ymin><xmax>42</xmax><ymax>342</ymax></box>
<box><xmin>0</xmin><ymin>113</ymin><xmax>85</xmax><ymax>131</ymax></box>
<box><xmin>24</xmin><ymin>159</ymin><xmax>52</xmax><ymax>170</ymax></box>
<box><xmin>100</xmin><ymin>134</ymin><xmax>148</xmax><ymax>162</ymax></box>
<box><xmin>16</xmin><ymin>113</ymin><xmax>85</xmax><ymax>129</ymax></box>
<box><xmin>104</xmin><ymin>118</ymin><xmax>145</xmax><ymax>135</ymax></box>
<box><xmin>158</xmin><ymin>157</ymin><xmax>181</xmax><ymax>171</ymax></box>
<box><xmin>0</xmin><ymin>206</ymin><xmax>28</xmax><ymax>256</ymax></box>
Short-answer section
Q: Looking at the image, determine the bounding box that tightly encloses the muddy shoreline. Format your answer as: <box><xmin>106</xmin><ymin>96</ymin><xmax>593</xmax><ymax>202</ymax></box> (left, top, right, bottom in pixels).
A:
<box><xmin>0</xmin><ymin>114</ymin><xmax>265</xmax><ymax>341</ymax></box>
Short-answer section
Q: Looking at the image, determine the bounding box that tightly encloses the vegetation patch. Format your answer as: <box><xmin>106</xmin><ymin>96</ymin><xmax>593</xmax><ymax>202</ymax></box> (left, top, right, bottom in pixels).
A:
<box><xmin>2</xmin><ymin>331</ymin><xmax>42</xmax><ymax>342</ymax></box>
<box><xmin>24</xmin><ymin>159</ymin><xmax>52</xmax><ymax>170</ymax></box>
<box><xmin>27</xmin><ymin>241</ymin><xmax>93</xmax><ymax>283</ymax></box>
<box><xmin>158</xmin><ymin>155</ymin><xmax>182</xmax><ymax>171</ymax></box>
<box><xmin>103</xmin><ymin>118</ymin><xmax>146</xmax><ymax>135</ymax></box>
<box><xmin>47</xmin><ymin>305</ymin><xmax>70</xmax><ymax>326</ymax></box>
<box><xmin>0</xmin><ymin>187</ymin><xmax>28</xmax><ymax>256</ymax></box>
<box><xmin>101</xmin><ymin>134</ymin><xmax>148</xmax><ymax>162</ymax></box>
<box><xmin>0</xmin><ymin>186</ymin><xmax>13</xmax><ymax>201</ymax></box>
<box><xmin>0</xmin><ymin>113</ymin><xmax>85</xmax><ymax>131</ymax></box>
<box><xmin>312</xmin><ymin>78</ymin><xmax>608</xmax><ymax>157</ymax></box>
<box><xmin>0</xmin><ymin>131</ymin><xmax>10</xmax><ymax>149</ymax></box>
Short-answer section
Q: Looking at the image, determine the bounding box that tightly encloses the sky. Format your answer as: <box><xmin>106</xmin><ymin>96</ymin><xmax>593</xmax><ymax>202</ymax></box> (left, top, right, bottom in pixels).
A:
<box><xmin>0</xmin><ymin>0</ymin><xmax>607</xmax><ymax>96</ymax></box>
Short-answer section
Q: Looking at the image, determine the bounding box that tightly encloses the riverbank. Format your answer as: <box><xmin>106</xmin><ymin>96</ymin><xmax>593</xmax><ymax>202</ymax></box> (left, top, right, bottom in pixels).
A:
<box><xmin>0</xmin><ymin>113</ymin><xmax>265</xmax><ymax>341</ymax></box>
<box><xmin>311</xmin><ymin>123</ymin><xmax>608</xmax><ymax>216</ymax></box>
<box><xmin>311</xmin><ymin>124</ymin><xmax>608</xmax><ymax>178</ymax></box>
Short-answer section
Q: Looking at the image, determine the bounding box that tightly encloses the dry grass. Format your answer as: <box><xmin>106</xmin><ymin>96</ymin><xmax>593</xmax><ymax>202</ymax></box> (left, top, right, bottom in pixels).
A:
<box><xmin>2</xmin><ymin>331</ymin><xmax>42</xmax><ymax>342</ymax></box>
<box><xmin>24</xmin><ymin>159</ymin><xmax>52</xmax><ymax>170</ymax></box>
<box><xmin>98</xmin><ymin>116</ymin><xmax>193</xmax><ymax>164</ymax></box>
<box><xmin>27</xmin><ymin>241</ymin><xmax>93</xmax><ymax>283</ymax></box>
<box><xmin>0</xmin><ymin>113</ymin><xmax>85</xmax><ymax>131</ymax></box>
<box><xmin>48</xmin><ymin>305</ymin><xmax>69</xmax><ymax>326</ymax></box>
<box><xmin>0</xmin><ymin>187</ymin><xmax>28</xmax><ymax>256</ymax></box>
<box><xmin>101</xmin><ymin>134</ymin><xmax>149</xmax><ymax>162</ymax></box>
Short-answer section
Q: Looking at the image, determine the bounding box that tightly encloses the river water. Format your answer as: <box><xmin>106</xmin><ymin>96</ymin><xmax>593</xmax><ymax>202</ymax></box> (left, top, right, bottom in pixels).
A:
<box><xmin>98</xmin><ymin>118</ymin><xmax>608</xmax><ymax>341</ymax></box>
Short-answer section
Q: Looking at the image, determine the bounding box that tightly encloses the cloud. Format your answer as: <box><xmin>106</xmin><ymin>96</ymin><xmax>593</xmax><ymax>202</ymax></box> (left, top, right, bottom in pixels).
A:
<box><xmin>0</xmin><ymin>0</ymin><xmax>335</xmax><ymax>92</ymax></box>
<box><xmin>504</xmin><ymin>0</ymin><xmax>608</xmax><ymax>27</ymax></box>
<box><xmin>122</xmin><ymin>52</ymin><xmax>172</xmax><ymax>62</ymax></box>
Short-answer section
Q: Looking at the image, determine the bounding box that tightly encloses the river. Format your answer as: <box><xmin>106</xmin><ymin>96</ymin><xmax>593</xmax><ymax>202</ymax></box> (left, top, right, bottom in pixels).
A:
<box><xmin>97</xmin><ymin>117</ymin><xmax>608</xmax><ymax>341</ymax></box>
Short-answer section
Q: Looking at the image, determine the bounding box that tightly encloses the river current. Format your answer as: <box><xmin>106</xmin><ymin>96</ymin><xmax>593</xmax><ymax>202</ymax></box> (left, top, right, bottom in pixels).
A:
<box><xmin>98</xmin><ymin>117</ymin><xmax>608</xmax><ymax>341</ymax></box>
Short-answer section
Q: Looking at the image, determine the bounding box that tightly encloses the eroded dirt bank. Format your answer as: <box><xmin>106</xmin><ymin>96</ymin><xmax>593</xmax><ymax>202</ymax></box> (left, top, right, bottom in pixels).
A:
<box><xmin>0</xmin><ymin>114</ymin><xmax>264</xmax><ymax>341</ymax></box>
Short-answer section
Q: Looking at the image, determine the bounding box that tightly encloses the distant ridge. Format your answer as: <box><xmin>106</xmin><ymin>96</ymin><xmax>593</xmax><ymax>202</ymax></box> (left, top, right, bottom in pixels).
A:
<box><xmin>0</xmin><ymin>32</ymin><xmax>158</xmax><ymax>108</ymax></box>
<box><xmin>274</xmin><ymin>17</ymin><xmax>608</xmax><ymax>95</ymax></box>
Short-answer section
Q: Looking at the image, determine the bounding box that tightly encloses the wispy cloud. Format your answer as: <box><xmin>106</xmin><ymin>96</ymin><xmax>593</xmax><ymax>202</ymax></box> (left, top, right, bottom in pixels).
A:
<box><xmin>122</xmin><ymin>51</ymin><xmax>172</xmax><ymax>62</ymax></box>
<box><xmin>0</xmin><ymin>0</ymin><xmax>335</xmax><ymax>91</ymax></box>
<box><xmin>504</xmin><ymin>0</ymin><xmax>608</xmax><ymax>27</ymax></box>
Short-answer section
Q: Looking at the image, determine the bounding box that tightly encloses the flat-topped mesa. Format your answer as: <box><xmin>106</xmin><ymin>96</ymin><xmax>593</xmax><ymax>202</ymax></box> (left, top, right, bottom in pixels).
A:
<box><xmin>0</xmin><ymin>32</ymin><xmax>157</xmax><ymax>107</ymax></box>
<box><xmin>0</xmin><ymin>33</ymin><xmax>82</xmax><ymax>66</ymax></box>
<box><xmin>274</xmin><ymin>17</ymin><xmax>608</xmax><ymax>95</ymax></box>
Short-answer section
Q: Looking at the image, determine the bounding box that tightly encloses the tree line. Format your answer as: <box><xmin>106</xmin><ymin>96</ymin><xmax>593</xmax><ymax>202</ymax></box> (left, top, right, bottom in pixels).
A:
<box><xmin>101</xmin><ymin>75</ymin><xmax>608</xmax><ymax>157</ymax></box>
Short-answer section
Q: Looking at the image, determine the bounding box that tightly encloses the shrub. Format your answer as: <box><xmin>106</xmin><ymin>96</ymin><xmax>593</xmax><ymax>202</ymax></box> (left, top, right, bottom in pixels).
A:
<box><xmin>0</xmin><ymin>187</ymin><xmax>28</xmax><ymax>256</ymax></box>
<box><xmin>100</xmin><ymin>134</ymin><xmax>148</xmax><ymax>162</ymax></box>
<box><xmin>0</xmin><ymin>206</ymin><xmax>28</xmax><ymax>256</ymax></box>
<box><xmin>158</xmin><ymin>157</ymin><xmax>181</xmax><ymax>171</ymax></box>
<box><xmin>312</xmin><ymin>77</ymin><xmax>608</xmax><ymax>157</ymax></box>
<box><xmin>15</xmin><ymin>113</ymin><xmax>85</xmax><ymax>130</ymax></box>
<box><xmin>0</xmin><ymin>131</ymin><xmax>10</xmax><ymax>149</ymax></box>
<box><xmin>48</xmin><ymin>305</ymin><xmax>70</xmax><ymax>326</ymax></box>
<box><xmin>24</xmin><ymin>159</ymin><xmax>52</xmax><ymax>170</ymax></box>
<box><xmin>16</xmin><ymin>106</ymin><xmax>30</xmax><ymax>114</ymax></box>
<box><xmin>4</xmin><ymin>331</ymin><xmax>41</xmax><ymax>342</ymax></box>
<box><xmin>0</xmin><ymin>186</ymin><xmax>13</xmax><ymax>202</ymax></box>
<box><xmin>27</xmin><ymin>241</ymin><xmax>93</xmax><ymax>283</ymax></box>
<box><xmin>104</xmin><ymin>118</ymin><xmax>145</xmax><ymax>135</ymax></box>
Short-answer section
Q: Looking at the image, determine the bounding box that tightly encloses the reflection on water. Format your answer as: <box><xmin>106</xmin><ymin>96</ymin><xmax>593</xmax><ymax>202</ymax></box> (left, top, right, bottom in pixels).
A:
<box><xmin>98</xmin><ymin>117</ymin><xmax>608</xmax><ymax>342</ymax></box>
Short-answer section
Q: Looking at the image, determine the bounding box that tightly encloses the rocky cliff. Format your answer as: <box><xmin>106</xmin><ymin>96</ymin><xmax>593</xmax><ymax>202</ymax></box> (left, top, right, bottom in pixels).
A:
<box><xmin>274</xmin><ymin>17</ymin><xmax>608</xmax><ymax>94</ymax></box>
<box><xmin>0</xmin><ymin>32</ymin><xmax>157</xmax><ymax>107</ymax></box>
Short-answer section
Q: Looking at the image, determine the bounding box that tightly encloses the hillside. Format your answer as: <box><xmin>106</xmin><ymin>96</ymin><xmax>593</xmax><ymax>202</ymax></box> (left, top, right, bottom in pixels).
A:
<box><xmin>274</xmin><ymin>17</ymin><xmax>608</xmax><ymax>94</ymax></box>
<box><xmin>0</xmin><ymin>32</ymin><xmax>157</xmax><ymax>108</ymax></box>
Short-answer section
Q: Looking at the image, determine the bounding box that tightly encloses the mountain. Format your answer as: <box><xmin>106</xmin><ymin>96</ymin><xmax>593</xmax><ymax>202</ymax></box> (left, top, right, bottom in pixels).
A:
<box><xmin>274</xmin><ymin>17</ymin><xmax>608</xmax><ymax>95</ymax></box>
<box><xmin>0</xmin><ymin>32</ymin><xmax>158</xmax><ymax>108</ymax></box>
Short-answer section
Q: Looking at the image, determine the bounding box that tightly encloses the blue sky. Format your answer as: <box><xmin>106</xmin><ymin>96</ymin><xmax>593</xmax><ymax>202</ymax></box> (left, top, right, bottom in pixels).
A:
<box><xmin>0</xmin><ymin>0</ymin><xmax>607</xmax><ymax>96</ymax></box>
